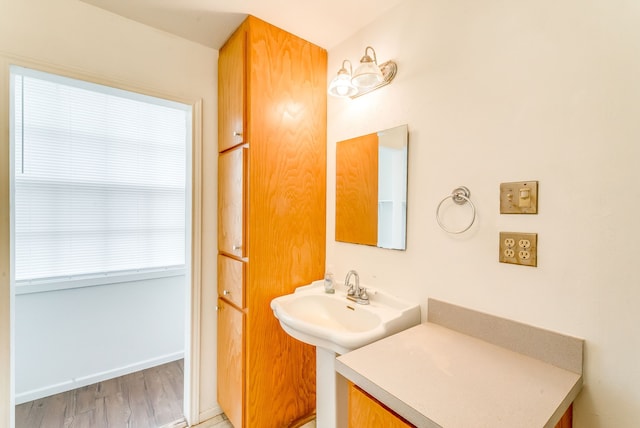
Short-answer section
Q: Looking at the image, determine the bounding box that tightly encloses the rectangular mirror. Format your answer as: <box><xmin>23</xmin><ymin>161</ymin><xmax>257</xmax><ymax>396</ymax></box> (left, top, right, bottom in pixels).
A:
<box><xmin>335</xmin><ymin>124</ymin><xmax>408</xmax><ymax>250</ymax></box>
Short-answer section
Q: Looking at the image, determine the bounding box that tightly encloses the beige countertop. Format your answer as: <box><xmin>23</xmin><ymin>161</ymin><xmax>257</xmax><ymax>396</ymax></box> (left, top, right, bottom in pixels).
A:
<box><xmin>335</xmin><ymin>299</ymin><xmax>583</xmax><ymax>428</ymax></box>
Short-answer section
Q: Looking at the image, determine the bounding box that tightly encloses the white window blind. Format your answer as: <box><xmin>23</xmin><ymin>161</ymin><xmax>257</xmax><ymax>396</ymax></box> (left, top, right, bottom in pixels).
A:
<box><xmin>11</xmin><ymin>66</ymin><xmax>189</xmax><ymax>285</ymax></box>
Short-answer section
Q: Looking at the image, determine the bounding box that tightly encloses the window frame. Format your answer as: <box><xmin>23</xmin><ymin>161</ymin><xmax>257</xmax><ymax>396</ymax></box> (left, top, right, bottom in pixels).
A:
<box><xmin>10</xmin><ymin>65</ymin><xmax>192</xmax><ymax>294</ymax></box>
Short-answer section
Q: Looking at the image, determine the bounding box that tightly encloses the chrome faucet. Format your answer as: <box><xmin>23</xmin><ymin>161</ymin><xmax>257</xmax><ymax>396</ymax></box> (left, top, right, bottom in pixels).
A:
<box><xmin>345</xmin><ymin>270</ymin><xmax>369</xmax><ymax>305</ymax></box>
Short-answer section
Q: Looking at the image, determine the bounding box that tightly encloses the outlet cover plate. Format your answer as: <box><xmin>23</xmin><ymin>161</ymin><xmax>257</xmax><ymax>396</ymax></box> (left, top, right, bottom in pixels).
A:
<box><xmin>500</xmin><ymin>181</ymin><xmax>538</xmax><ymax>214</ymax></box>
<box><xmin>499</xmin><ymin>232</ymin><xmax>537</xmax><ymax>267</ymax></box>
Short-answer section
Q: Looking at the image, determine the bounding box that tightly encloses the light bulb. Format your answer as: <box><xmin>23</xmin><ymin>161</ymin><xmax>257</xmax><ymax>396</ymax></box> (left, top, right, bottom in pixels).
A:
<box><xmin>328</xmin><ymin>61</ymin><xmax>357</xmax><ymax>97</ymax></box>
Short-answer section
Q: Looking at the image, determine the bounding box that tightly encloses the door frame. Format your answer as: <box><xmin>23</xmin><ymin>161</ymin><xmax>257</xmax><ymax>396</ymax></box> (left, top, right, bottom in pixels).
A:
<box><xmin>0</xmin><ymin>54</ymin><xmax>204</xmax><ymax>426</ymax></box>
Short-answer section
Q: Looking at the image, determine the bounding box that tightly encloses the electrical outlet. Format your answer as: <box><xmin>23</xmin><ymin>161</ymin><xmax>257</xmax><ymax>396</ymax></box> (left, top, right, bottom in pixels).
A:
<box><xmin>499</xmin><ymin>232</ymin><xmax>537</xmax><ymax>267</ymax></box>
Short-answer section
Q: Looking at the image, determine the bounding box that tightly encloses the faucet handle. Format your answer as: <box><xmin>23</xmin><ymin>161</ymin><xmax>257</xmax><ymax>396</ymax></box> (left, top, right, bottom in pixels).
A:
<box><xmin>347</xmin><ymin>283</ymin><xmax>356</xmax><ymax>296</ymax></box>
<box><xmin>359</xmin><ymin>288</ymin><xmax>369</xmax><ymax>301</ymax></box>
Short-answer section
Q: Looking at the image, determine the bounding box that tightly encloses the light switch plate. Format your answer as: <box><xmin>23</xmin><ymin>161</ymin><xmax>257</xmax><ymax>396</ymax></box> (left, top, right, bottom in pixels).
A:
<box><xmin>500</xmin><ymin>181</ymin><xmax>538</xmax><ymax>214</ymax></box>
<box><xmin>499</xmin><ymin>232</ymin><xmax>537</xmax><ymax>267</ymax></box>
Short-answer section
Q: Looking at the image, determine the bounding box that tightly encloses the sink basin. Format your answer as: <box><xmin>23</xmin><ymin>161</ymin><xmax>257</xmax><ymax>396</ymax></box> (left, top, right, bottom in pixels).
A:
<box><xmin>271</xmin><ymin>280</ymin><xmax>421</xmax><ymax>354</ymax></box>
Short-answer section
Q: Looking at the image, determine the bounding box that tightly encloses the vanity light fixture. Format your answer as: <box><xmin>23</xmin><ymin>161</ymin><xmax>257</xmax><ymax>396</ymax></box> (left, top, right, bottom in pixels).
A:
<box><xmin>328</xmin><ymin>46</ymin><xmax>397</xmax><ymax>99</ymax></box>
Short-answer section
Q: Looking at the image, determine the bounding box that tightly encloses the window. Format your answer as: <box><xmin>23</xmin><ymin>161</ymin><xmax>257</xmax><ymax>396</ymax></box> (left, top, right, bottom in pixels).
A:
<box><xmin>11</xmin><ymin>66</ymin><xmax>190</xmax><ymax>289</ymax></box>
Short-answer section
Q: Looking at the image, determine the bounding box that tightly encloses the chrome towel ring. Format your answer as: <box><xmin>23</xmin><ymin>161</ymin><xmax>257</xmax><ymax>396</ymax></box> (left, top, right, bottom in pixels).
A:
<box><xmin>436</xmin><ymin>186</ymin><xmax>476</xmax><ymax>234</ymax></box>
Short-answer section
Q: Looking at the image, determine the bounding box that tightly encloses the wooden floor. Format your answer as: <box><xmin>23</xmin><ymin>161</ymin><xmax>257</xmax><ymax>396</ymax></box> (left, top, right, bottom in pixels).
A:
<box><xmin>16</xmin><ymin>359</ymin><xmax>186</xmax><ymax>428</ymax></box>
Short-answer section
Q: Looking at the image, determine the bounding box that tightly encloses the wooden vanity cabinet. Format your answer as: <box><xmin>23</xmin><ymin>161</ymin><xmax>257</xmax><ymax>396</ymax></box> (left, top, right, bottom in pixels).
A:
<box><xmin>348</xmin><ymin>382</ymin><xmax>574</xmax><ymax>428</ymax></box>
<box><xmin>348</xmin><ymin>383</ymin><xmax>413</xmax><ymax>428</ymax></box>
<box><xmin>555</xmin><ymin>404</ymin><xmax>573</xmax><ymax>428</ymax></box>
<box><xmin>217</xmin><ymin>15</ymin><xmax>327</xmax><ymax>428</ymax></box>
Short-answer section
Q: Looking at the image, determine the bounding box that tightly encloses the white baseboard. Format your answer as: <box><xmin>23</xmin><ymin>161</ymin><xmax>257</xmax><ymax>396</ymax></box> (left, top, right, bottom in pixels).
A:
<box><xmin>196</xmin><ymin>405</ymin><xmax>223</xmax><ymax>425</ymax></box>
<box><xmin>15</xmin><ymin>351</ymin><xmax>184</xmax><ymax>404</ymax></box>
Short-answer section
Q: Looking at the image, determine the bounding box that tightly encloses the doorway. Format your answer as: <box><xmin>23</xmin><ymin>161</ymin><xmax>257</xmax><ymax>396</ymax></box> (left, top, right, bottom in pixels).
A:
<box><xmin>8</xmin><ymin>64</ymin><xmax>201</xmax><ymax>427</ymax></box>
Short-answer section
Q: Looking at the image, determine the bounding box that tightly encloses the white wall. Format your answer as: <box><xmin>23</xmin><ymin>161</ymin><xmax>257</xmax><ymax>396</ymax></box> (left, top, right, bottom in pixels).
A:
<box><xmin>14</xmin><ymin>277</ymin><xmax>185</xmax><ymax>404</ymax></box>
<box><xmin>327</xmin><ymin>0</ymin><xmax>640</xmax><ymax>426</ymax></box>
<box><xmin>0</xmin><ymin>0</ymin><xmax>219</xmax><ymax>425</ymax></box>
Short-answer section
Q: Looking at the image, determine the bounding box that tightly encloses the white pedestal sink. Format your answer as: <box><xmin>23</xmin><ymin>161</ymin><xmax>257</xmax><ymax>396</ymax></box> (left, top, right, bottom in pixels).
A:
<box><xmin>271</xmin><ymin>280</ymin><xmax>421</xmax><ymax>428</ymax></box>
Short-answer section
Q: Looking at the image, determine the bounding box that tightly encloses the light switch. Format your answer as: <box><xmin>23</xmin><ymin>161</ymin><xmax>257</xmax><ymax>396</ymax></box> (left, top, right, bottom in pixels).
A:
<box><xmin>518</xmin><ymin>188</ymin><xmax>531</xmax><ymax>208</ymax></box>
<box><xmin>500</xmin><ymin>181</ymin><xmax>538</xmax><ymax>214</ymax></box>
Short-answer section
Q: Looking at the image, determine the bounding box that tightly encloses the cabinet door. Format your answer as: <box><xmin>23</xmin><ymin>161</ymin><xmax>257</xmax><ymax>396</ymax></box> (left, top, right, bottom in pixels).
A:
<box><xmin>217</xmin><ymin>298</ymin><xmax>244</xmax><ymax>428</ymax></box>
<box><xmin>218</xmin><ymin>145</ymin><xmax>247</xmax><ymax>258</ymax></box>
<box><xmin>218</xmin><ymin>254</ymin><xmax>245</xmax><ymax>309</ymax></box>
<box><xmin>218</xmin><ymin>24</ymin><xmax>246</xmax><ymax>153</ymax></box>
<box><xmin>349</xmin><ymin>383</ymin><xmax>413</xmax><ymax>428</ymax></box>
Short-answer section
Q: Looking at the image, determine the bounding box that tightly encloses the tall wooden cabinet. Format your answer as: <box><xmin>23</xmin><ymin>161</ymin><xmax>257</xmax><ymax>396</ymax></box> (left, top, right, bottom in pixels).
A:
<box><xmin>217</xmin><ymin>16</ymin><xmax>327</xmax><ymax>428</ymax></box>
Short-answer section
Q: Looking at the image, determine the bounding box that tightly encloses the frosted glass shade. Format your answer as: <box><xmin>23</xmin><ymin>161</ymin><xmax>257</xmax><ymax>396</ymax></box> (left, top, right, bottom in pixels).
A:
<box><xmin>352</xmin><ymin>61</ymin><xmax>384</xmax><ymax>88</ymax></box>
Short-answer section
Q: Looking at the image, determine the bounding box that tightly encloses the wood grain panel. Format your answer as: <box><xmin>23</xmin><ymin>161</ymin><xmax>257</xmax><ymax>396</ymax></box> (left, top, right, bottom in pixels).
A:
<box><xmin>218</xmin><ymin>145</ymin><xmax>247</xmax><ymax>259</ymax></box>
<box><xmin>336</xmin><ymin>133</ymin><xmax>379</xmax><ymax>246</ymax></box>
<box><xmin>245</xmin><ymin>16</ymin><xmax>326</xmax><ymax>428</ymax></box>
<box><xmin>218</xmin><ymin>254</ymin><xmax>245</xmax><ymax>309</ymax></box>
<box><xmin>348</xmin><ymin>383</ymin><xmax>413</xmax><ymax>428</ymax></box>
<box><xmin>218</xmin><ymin>24</ymin><xmax>246</xmax><ymax>153</ymax></box>
<box><xmin>217</xmin><ymin>299</ymin><xmax>244</xmax><ymax>428</ymax></box>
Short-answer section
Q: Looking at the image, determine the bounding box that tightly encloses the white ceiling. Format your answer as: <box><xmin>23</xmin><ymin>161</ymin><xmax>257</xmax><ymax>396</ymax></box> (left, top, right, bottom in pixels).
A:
<box><xmin>80</xmin><ymin>0</ymin><xmax>406</xmax><ymax>50</ymax></box>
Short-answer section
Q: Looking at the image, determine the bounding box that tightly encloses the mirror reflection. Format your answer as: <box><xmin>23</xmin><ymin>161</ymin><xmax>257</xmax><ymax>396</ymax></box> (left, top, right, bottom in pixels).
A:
<box><xmin>335</xmin><ymin>124</ymin><xmax>408</xmax><ymax>250</ymax></box>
